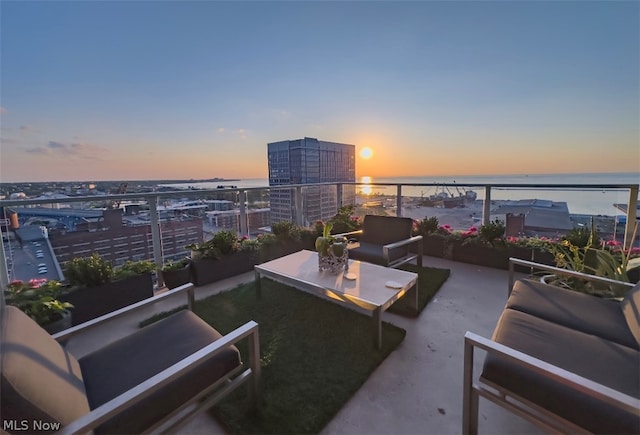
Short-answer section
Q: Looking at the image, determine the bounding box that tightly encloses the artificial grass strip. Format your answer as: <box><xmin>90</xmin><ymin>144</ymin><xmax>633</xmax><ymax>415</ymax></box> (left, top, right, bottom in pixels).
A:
<box><xmin>386</xmin><ymin>265</ymin><xmax>451</xmax><ymax>317</ymax></box>
<box><xmin>192</xmin><ymin>279</ymin><xmax>406</xmax><ymax>435</ymax></box>
<box><xmin>194</xmin><ymin>268</ymin><xmax>449</xmax><ymax>434</ymax></box>
<box><xmin>139</xmin><ymin>265</ymin><xmax>450</xmax><ymax>433</ymax></box>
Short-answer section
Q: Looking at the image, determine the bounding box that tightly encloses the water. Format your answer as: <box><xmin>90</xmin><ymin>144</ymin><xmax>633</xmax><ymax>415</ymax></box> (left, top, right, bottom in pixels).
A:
<box><xmin>162</xmin><ymin>172</ymin><xmax>639</xmax><ymax>217</ymax></box>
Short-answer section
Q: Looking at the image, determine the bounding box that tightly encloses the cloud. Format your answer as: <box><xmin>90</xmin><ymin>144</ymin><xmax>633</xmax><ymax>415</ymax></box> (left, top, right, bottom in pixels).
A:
<box><xmin>19</xmin><ymin>125</ymin><xmax>36</xmax><ymax>132</ymax></box>
<box><xmin>48</xmin><ymin>141</ymin><xmax>66</xmax><ymax>149</ymax></box>
<box><xmin>0</xmin><ymin>107</ymin><xmax>7</xmax><ymax>115</ymax></box>
<box><xmin>24</xmin><ymin>140</ymin><xmax>109</xmax><ymax>160</ymax></box>
<box><xmin>216</xmin><ymin>127</ymin><xmax>248</xmax><ymax>139</ymax></box>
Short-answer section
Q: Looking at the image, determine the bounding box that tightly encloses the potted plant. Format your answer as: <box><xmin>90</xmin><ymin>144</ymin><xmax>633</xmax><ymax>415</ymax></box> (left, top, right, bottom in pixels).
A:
<box><xmin>271</xmin><ymin>221</ymin><xmax>304</xmax><ymax>256</ymax></box>
<box><xmin>161</xmin><ymin>257</ymin><xmax>192</xmax><ymax>289</ymax></box>
<box><xmin>61</xmin><ymin>253</ymin><xmax>155</xmax><ymax>325</ymax></box>
<box><xmin>413</xmin><ymin>216</ymin><xmax>451</xmax><ymax>258</ymax></box>
<box><xmin>315</xmin><ymin>222</ymin><xmax>348</xmax><ymax>273</ymax></box>
<box><xmin>328</xmin><ymin>205</ymin><xmax>362</xmax><ymax>234</ymax></box>
<box><xmin>542</xmin><ymin>221</ymin><xmax>640</xmax><ymax>297</ymax></box>
<box><xmin>4</xmin><ymin>278</ymin><xmax>73</xmax><ymax>334</ymax></box>
<box><xmin>187</xmin><ymin>230</ymin><xmax>257</xmax><ymax>286</ymax></box>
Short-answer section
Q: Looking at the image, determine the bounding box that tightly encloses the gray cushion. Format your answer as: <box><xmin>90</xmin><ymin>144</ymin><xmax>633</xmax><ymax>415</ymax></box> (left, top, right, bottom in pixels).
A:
<box><xmin>79</xmin><ymin>310</ymin><xmax>241</xmax><ymax>434</ymax></box>
<box><xmin>621</xmin><ymin>281</ymin><xmax>640</xmax><ymax>347</ymax></box>
<box><xmin>360</xmin><ymin>215</ymin><xmax>413</xmax><ymax>245</ymax></box>
<box><xmin>483</xmin><ymin>308</ymin><xmax>640</xmax><ymax>434</ymax></box>
<box><xmin>507</xmin><ymin>279</ymin><xmax>638</xmax><ymax>349</ymax></box>
<box><xmin>1</xmin><ymin>306</ymin><xmax>90</xmax><ymax>426</ymax></box>
<box><xmin>348</xmin><ymin>242</ymin><xmax>408</xmax><ymax>266</ymax></box>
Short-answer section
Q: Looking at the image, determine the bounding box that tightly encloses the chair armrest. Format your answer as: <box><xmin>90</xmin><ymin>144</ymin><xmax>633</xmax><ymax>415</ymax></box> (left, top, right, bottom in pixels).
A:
<box><xmin>53</xmin><ymin>283</ymin><xmax>196</xmax><ymax>342</ymax></box>
<box><xmin>464</xmin><ymin>331</ymin><xmax>640</xmax><ymax>415</ymax></box>
<box><xmin>58</xmin><ymin>320</ymin><xmax>260</xmax><ymax>435</ymax></box>
<box><xmin>383</xmin><ymin>235</ymin><xmax>423</xmax><ymax>250</ymax></box>
<box><xmin>507</xmin><ymin>258</ymin><xmax>635</xmax><ymax>296</ymax></box>
<box><xmin>333</xmin><ymin>229</ymin><xmax>363</xmax><ymax>239</ymax></box>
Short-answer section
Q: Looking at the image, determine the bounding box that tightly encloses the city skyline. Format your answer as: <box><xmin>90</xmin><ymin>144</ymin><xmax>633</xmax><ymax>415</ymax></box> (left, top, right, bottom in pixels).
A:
<box><xmin>1</xmin><ymin>1</ymin><xmax>638</xmax><ymax>183</ymax></box>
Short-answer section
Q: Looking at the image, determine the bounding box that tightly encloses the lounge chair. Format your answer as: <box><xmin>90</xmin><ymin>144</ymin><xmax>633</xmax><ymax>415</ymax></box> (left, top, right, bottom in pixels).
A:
<box><xmin>1</xmin><ymin>283</ymin><xmax>260</xmax><ymax>434</ymax></box>
<box><xmin>336</xmin><ymin>215</ymin><xmax>423</xmax><ymax>268</ymax></box>
<box><xmin>463</xmin><ymin>258</ymin><xmax>640</xmax><ymax>434</ymax></box>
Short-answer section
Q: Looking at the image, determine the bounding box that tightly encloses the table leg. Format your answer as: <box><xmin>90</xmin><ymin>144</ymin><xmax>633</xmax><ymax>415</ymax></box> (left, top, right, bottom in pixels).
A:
<box><xmin>373</xmin><ymin>308</ymin><xmax>382</xmax><ymax>350</ymax></box>
<box><xmin>255</xmin><ymin>270</ymin><xmax>262</xmax><ymax>300</ymax></box>
<box><xmin>411</xmin><ymin>282</ymin><xmax>419</xmax><ymax>314</ymax></box>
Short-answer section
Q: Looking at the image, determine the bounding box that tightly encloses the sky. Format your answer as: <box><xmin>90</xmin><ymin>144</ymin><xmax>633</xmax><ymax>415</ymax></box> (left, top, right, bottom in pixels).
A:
<box><xmin>0</xmin><ymin>1</ymin><xmax>638</xmax><ymax>182</ymax></box>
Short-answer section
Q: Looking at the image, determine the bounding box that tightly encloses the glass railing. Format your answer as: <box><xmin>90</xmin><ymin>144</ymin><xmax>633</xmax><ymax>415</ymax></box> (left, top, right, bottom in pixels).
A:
<box><xmin>1</xmin><ymin>180</ymin><xmax>637</xmax><ymax>288</ymax></box>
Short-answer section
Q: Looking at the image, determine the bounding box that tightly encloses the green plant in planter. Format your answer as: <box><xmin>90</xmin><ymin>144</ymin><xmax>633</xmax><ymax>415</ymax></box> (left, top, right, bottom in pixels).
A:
<box><xmin>328</xmin><ymin>205</ymin><xmax>362</xmax><ymax>234</ymax></box>
<box><xmin>187</xmin><ymin>230</ymin><xmax>240</xmax><ymax>260</ymax></box>
<box><xmin>161</xmin><ymin>257</ymin><xmax>190</xmax><ymax>272</ymax></box>
<box><xmin>478</xmin><ymin>219</ymin><xmax>506</xmax><ymax>247</ymax></box>
<box><xmin>547</xmin><ymin>222</ymin><xmax>640</xmax><ymax>297</ymax></box>
<box><xmin>271</xmin><ymin>221</ymin><xmax>301</xmax><ymax>241</ymax></box>
<box><xmin>562</xmin><ymin>224</ymin><xmax>600</xmax><ymax>248</ymax></box>
<box><xmin>115</xmin><ymin>259</ymin><xmax>157</xmax><ymax>280</ymax></box>
<box><xmin>414</xmin><ymin>216</ymin><xmax>440</xmax><ymax>236</ymax></box>
<box><xmin>65</xmin><ymin>253</ymin><xmax>113</xmax><ymax>288</ymax></box>
<box><xmin>4</xmin><ymin>278</ymin><xmax>73</xmax><ymax>327</ymax></box>
<box><xmin>239</xmin><ymin>237</ymin><xmax>261</xmax><ymax>253</ymax></box>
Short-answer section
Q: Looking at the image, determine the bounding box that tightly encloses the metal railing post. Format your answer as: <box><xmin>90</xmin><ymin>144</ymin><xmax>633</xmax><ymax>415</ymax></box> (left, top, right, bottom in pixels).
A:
<box><xmin>0</xmin><ymin>227</ymin><xmax>8</xmax><ymax>306</ymax></box>
<box><xmin>396</xmin><ymin>185</ymin><xmax>403</xmax><ymax>217</ymax></box>
<box><xmin>623</xmin><ymin>185</ymin><xmax>638</xmax><ymax>250</ymax></box>
<box><xmin>294</xmin><ymin>186</ymin><xmax>304</xmax><ymax>227</ymax></box>
<box><xmin>148</xmin><ymin>197</ymin><xmax>164</xmax><ymax>287</ymax></box>
<box><xmin>239</xmin><ymin>190</ymin><xmax>248</xmax><ymax>237</ymax></box>
<box><xmin>482</xmin><ymin>186</ymin><xmax>492</xmax><ymax>226</ymax></box>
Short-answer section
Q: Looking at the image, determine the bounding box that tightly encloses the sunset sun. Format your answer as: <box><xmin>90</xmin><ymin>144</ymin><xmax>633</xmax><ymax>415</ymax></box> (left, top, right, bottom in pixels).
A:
<box><xmin>359</xmin><ymin>147</ymin><xmax>373</xmax><ymax>159</ymax></box>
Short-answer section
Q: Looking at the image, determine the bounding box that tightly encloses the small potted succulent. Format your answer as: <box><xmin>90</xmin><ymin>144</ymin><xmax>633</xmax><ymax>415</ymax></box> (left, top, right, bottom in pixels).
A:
<box><xmin>315</xmin><ymin>222</ymin><xmax>348</xmax><ymax>273</ymax></box>
<box><xmin>4</xmin><ymin>278</ymin><xmax>73</xmax><ymax>333</ymax></box>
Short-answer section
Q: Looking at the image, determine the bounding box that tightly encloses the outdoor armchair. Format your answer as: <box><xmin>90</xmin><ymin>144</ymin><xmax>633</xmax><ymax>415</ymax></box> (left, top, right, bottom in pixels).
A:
<box><xmin>463</xmin><ymin>258</ymin><xmax>639</xmax><ymax>434</ymax></box>
<box><xmin>336</xmin><ymin>215</ymin><xmax>423</xmax><ymax>268</ymax></box>
<box><xmin>1</xmin><ymin>283</ymin><xmax>260</xmax><ymax>434</ymax></box>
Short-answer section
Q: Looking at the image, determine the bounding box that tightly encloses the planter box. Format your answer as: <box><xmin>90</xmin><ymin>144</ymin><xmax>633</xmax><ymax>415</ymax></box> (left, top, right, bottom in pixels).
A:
<box><xmin>259</xmin><ymin>240</ymin><xmax>305</xmax><ymax>263</ymax></box>
<box><xmin>453</xmin><ymin>241</ymin><xmax>511</xmax><ymax>269</ymax></box>
<box><xmin>161</xmin><ymin>264</ymin><xmax>192</xmax><ymax>290</ymax></box>
<box><xmin>191</xmin><ymin>251</ymin><xmax>257</xmax><ymax>286</ymax></box>
<box><xmin>420</xmin><ymin>234</ymin><xmax>450</xmax><ymax>258</ymax></box>
<box><xmin>43</xmin><ymin>310</ymin><xmax>72</xmax><ymax>334</ymax></box>
<box><xmin>61</xmin><ymin>273</ymin><xmax>154</xmax><ymax>326</ymax></box>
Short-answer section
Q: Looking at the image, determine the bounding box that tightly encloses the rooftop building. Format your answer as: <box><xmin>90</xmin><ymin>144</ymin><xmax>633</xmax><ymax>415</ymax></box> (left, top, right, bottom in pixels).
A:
<box><xmin>268</xmin><ymin>137</ymin><xmax>356</xmax><ymax>225</ymax></box>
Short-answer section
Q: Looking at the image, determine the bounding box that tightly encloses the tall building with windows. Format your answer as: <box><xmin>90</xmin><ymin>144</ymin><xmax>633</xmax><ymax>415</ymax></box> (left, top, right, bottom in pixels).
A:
<box><xmin>268</xmin><ymin>137</ymin><xmax>356</xmax><ymax>225</ymax></box>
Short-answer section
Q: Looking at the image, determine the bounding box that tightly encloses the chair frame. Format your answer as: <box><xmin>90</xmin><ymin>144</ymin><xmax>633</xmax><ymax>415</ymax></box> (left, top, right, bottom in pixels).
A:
<box><xmin>463</xmin><ymin>258</ymin><xmax>639</xmax><ymax>434</ymax></box>
<box><xmin>49</xmin><ymin>283</ymin><xmax>260</xmax><ymax>435</ymax></box>
<box><xmin>336</xmin><ymin>229</ymin><xmax>423</xmax><ymax>268</ymax></box>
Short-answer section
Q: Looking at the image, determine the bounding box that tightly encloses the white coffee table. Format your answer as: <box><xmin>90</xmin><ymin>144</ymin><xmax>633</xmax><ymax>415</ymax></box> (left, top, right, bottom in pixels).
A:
<box><xmin>254</xmin><ymin>250</ymin><xmax>419</xmax><ymax>349</ymax></box>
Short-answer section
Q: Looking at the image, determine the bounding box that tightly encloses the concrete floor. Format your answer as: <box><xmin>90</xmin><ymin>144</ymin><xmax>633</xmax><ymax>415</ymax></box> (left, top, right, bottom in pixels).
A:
<box><xmin>63</xmin><ymin>257</ymin><xmax>542</xmax><ymax>434</ymax></box>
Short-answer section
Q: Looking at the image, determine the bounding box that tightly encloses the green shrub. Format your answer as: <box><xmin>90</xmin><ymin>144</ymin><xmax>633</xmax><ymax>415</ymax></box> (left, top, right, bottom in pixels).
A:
<box><xmin>65</xmin><ymin>253</ymin><xmax>114</xmax><ymax>288</ymax></box>
<box><xmin>478</xmin><ymin>219</ymin><xmax>506</xmax><ymax>246</ymax></box>
<box><xmin>161</xmin><ymin>258</ymin><xmax>190</xmax><ymax>272</ymax></box>
<box><xmin>271</xmin><ymin>221</ymin><xmax>301</xmax><ymax>241</ymax></box>
<box><xmin>187</xmin><ymin>230</ymin><xmax>240</xmax><ymax>260</ymax></box>
<box><xmin>414</xmin><ymin>216</ymin><xmax>439</xmax><ymax>236</ymax></box>
<box><xmin>562</xmin><ymin>225</ymin><xmax>600</xmax><ymax>248</ymax></box>
<box><xmin>115</xmin><ymin>259</ymin><xmax>156</xmax><ymax>279</ymax></box>
<box><xmin>329</xmin><ymin>205</ymin><xmax>361</xmax><ymax>234</ymax></box>
<box><xmin>5</xmin><ymin>279</ymin><xmax>72</xmax><ymax>326</ymax></box>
